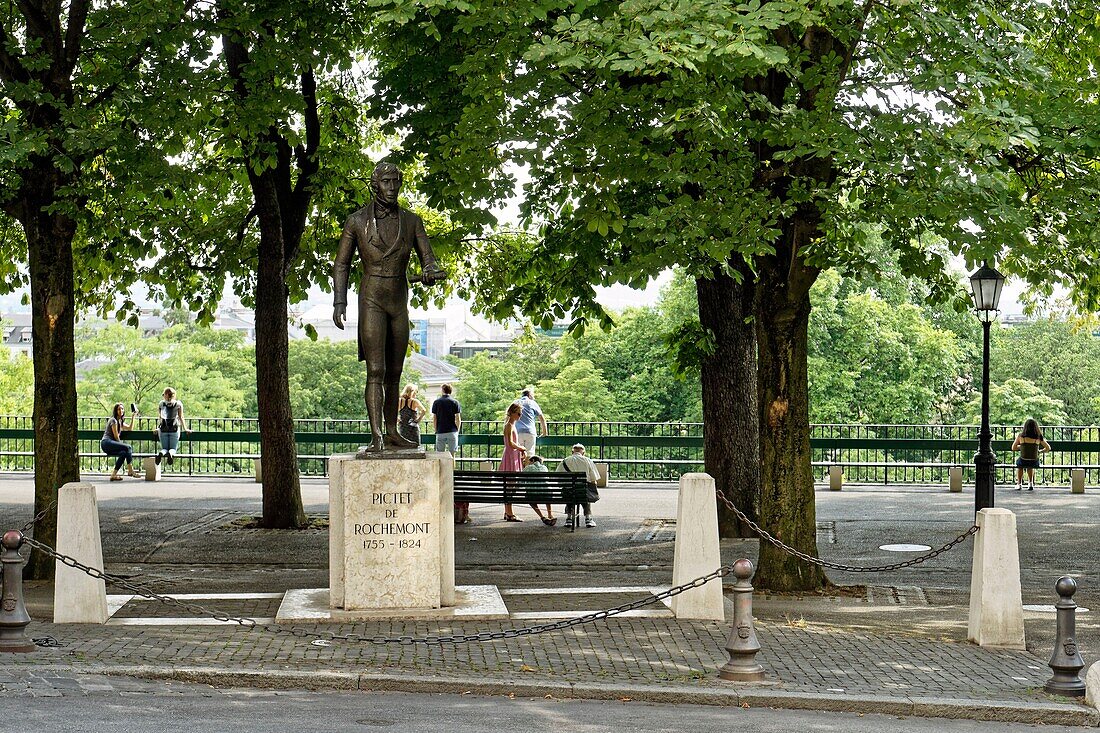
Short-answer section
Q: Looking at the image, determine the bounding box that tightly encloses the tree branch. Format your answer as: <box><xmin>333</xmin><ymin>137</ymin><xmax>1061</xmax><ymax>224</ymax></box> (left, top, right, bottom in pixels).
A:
<box><xmin>62</xmin><ymin>0</ymin><xmax>89</xmax><ymax>74</ymax></box>
<box><xmin>236</xmin><ymin>204</ymin><xmax>258</xmax><ymax>246</ymax></box>
<box><xmin>0</xmin><ymin>22</ymin><xmax>30</xmax><ymax>86</ymax></box>
<box><xmin>15</xmin><ymin>0</ymin><xmax>60</xmax><ymax>60</ymax></box>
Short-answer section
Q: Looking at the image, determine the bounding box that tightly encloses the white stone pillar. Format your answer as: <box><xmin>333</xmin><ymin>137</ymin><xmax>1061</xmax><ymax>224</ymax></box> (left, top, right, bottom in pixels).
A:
<box><xmin>968</xmin><ymin>508</ymin><xmax>1025</xmax><ymax>649</ymax></box>
<box><xmin>142</xmin><ymin>456</ymin><xmax>161</xmax><ymax>481</ymax></box>
<box><xmin>829</xmin><ymin>465</ymin><xmax>843</xmax><ymax>491</ymax></box>
<box><xmin>670</xmin><ymin>473</ymin><xmax>724</xmax><ymax>621</ymax></box>
<box><xmin>254</xmin><ymin>458</ymin><xmax>263</xmax><ymax>483</ymax></box>
<box><xmin>53</xmin><ymin>482</ymin><xmax>108</xmax><ymax>624</ymax></box>
<box><xmin>1071</xmin><ymin>469</ymin><xmax>1085</xmax><ymax>495</ymax></box>
<box><xmin>949</xmin><ymin>467</ymin><xmax>963</xmax><ymax>493</ymax></box>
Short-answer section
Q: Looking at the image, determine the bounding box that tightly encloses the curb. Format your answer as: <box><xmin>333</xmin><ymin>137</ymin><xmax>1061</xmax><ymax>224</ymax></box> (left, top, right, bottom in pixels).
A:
<box><xmin>83</xmin><ymin>664</ymin><xmax>1098</xmax><ymax>726</ymax></box>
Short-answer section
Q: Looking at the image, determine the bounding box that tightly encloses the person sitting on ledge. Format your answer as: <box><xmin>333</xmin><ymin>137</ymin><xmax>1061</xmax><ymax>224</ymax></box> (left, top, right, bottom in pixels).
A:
<box><xmin>102</xmin><ymin>403</ymin><xmax>141</xmax><ymax>481</ymax></box>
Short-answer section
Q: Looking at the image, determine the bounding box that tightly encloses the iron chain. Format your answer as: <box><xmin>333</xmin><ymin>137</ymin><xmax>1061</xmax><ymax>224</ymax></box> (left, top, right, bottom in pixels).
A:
<box><xmin>20</xmin><ymin>499</ymin><xmax>57</xmax><ymax>534</ymax></box>
<box><xmin>21</xmin><ymin>536</ymin><xmax>733</xmax><ymax>645</ymax></box>
<box><xmin>715</xmin><ymin>489</ymin><xmax>978</xmax><ymax>572</ymax></box>
<box><xmin>18</xmin><ymin>491</ymin><xmax>978</xmax><ymax>645</ymax></box>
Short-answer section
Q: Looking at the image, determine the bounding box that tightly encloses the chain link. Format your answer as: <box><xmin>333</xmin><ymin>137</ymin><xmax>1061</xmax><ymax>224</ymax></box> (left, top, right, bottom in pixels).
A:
<box><xmin>715</xmin><ymin>489</ymin><xmax>978</xmax><ymax>572</ymax></box>
<box><xmin>21</xmin><ymin>536</ymin><xmax>733</xmax><ymax>645</ymax></box>
<box><xmin>20</xmin><ymin>499</ymin><xmax>57</xmax><ymax>534</ymax></box>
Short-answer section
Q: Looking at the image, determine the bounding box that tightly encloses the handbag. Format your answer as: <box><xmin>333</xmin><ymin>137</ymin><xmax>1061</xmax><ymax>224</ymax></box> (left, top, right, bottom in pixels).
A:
<box><xmin>585</xmin><ymin>483</ymin><xmax>600</xmax><ymax>503</ymax></box>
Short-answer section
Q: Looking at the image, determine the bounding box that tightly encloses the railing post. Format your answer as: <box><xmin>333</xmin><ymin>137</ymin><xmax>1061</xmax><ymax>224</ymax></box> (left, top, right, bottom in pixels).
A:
<box><xmin>0</xmin><ymin>530</ymin><xmax>35</xmax><ymax>653</ymax></box>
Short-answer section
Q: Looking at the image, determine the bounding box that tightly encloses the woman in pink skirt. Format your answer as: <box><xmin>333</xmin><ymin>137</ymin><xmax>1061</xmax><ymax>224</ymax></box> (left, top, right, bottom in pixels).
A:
<box><xmin>500</xmin><ymin>402</ymin><xmax>527</xmax><ymax>521</ymax></box>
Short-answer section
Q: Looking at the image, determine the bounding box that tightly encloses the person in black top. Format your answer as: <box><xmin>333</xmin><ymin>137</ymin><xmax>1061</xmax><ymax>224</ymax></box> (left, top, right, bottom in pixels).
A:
<box><xmin>1011</xmin><ymin>418</ymin><xmax>1051</xmax><ymax>491</ymax></box>
<box><xmin>102</xmin><ymin>403</ymin><xmax>140</xmax><ymax>480</ymax></box>
<box><xmin>432</xmin><ymin>384</ymin><xmax>466</xmax><ymax>522</ymax></box>
<box><xmin>432</xmin><ymin>383</ymin><xmax>462</xmax><ymax>452</ymax></box>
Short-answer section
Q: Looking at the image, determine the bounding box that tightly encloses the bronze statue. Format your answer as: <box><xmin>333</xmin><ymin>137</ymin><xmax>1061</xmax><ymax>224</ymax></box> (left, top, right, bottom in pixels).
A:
<box><xmin>333</xmin><ymin>162</ymin><xmax>446</xmax><ymax>452</ymax></box>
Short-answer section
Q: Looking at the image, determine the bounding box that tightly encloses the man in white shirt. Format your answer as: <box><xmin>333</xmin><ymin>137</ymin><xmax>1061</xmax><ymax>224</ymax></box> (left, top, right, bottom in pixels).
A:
<box><xmin>556</xmin><ymin>443</ymin><xmax>600</xmax><ymax>528</ymax></box>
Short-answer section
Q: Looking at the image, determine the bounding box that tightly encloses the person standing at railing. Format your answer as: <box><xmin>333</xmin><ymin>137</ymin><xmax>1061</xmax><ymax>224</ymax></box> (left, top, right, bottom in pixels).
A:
<box><xmin>432</xmin><ymin>383</ymin><xmax>467</xmax><ymax>523</ymax></box>
<box><xmin>397</xmin><ymin>384</ymin><xmax>426</xmax><ymax>447</ymax></box>
<box><xmin>102</xmin><ymin>403</ymin><xmax>141</xmax><ymax>480</ymax></box>
<box><xmin>155</xmin><ymin>387</ymin><xmax>190</xmax><ymax>466</ymax></box>
<box><xmin>1012</xmin><ymin>418</ymin><xmax>1051</xmax><ymax>491</ymax></box>
<box><xmin>515</xmin><ymin>385</ymin><xmax>548</xmax><ymax>457</ymax></box>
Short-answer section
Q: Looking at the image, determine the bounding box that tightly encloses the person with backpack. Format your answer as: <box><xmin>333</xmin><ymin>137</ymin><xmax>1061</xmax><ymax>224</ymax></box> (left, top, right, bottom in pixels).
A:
<box><xmin>156</xmin><ymin>387</ymin><xmax>190</xmax><ymax>465</ymax></box>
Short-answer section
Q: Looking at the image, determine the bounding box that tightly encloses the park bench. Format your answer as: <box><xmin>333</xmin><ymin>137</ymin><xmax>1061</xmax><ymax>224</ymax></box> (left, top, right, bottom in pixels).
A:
<box><xmin>453</xmin><ymin>470</ymin><xmax>592</xmax><ymax>531</ymax></box>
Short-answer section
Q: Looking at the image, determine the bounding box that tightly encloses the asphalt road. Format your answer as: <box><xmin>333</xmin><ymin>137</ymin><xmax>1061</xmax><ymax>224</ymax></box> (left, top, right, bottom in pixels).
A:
<box><xmin>12</xmin><ymin>686</ymin><xmax>1093</xmax><ymax>733</ymax></box>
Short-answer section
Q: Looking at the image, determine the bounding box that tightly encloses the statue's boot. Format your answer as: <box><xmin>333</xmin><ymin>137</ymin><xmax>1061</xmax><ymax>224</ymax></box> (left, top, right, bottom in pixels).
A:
<box><xmin>383</xmin><ymin>380</ymin><xmax>419</xmax><ymax>449</ymax></box>
<box><xmin>364</xmin><ymin>381</ymin><xmax>386</xmax><ymax>452</ymax></box>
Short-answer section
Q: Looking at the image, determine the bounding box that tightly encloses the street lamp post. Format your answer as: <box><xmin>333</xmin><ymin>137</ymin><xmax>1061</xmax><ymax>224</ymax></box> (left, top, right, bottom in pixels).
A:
<box><xmin>970</xmin><ymin>261</ymin><xmax>1006</xmax><ymax>513</ymax></box>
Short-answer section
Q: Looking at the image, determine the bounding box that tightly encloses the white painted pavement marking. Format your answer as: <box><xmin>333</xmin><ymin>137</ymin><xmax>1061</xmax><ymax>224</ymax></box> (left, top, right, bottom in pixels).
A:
<box><xmin>879</xmin><ymin>544</ymin><xmax>932</xmax><ymax>552</ymax></box>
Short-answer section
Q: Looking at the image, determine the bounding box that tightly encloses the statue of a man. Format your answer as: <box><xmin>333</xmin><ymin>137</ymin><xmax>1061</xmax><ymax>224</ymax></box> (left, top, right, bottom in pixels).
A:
<box><xmin>332</xmin><ymin>162</ymin><xmax>445</xmax><ymax>452</ymax></box>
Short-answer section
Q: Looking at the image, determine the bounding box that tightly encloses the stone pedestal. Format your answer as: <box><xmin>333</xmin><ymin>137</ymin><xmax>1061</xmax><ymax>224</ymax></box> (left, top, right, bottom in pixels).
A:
<box><xmin>949</xmin><ymin>466</ymin><xmax>963</xmax><ymax>493</ymax></box>
<box><xmin>829</xmin><ymin>465</ymin><xmax>843</xmax><ymax>491</ymax></box>
<box><xmin>254</xmin><ymin>458</ymin><xmax>262</xmax><ymax>483</ymax></box>
<box><xmin>595</xmin><ymin>462</ymin><xmax>609</xmax><ymax>488</ymax></box>
<box><xmin>1071</xmin><ymin>469</ymin><xmax>1085</xmax><ymax>494</ymax></box>
<box><xmin>968</xmin><ymin>508</ymin><xmax>1025</xmax><ymax>649</ymax></box>
<box><xmin>54</xmin><ymin>482</ymin><xmax>108</xmax><ymax>624</ymax></box>
<box><xmin>670</xmin><ymin>473</ymin><xmax>724</xmax><ymax>621</ymax></box>
<box><xmin>142</xmin><ymin>456</ymin><xmax>161</xmax><ymax>481</ymax></box>
<box><xmin>329</xmin><ymin>452</ymin><xmax>454</xmax><ymax>612</ymax></box>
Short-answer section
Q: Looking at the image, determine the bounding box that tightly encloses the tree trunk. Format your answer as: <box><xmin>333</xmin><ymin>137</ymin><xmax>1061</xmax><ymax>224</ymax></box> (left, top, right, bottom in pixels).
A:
<box><xmin>22</xmin><ymin>190</ymin><xmax>80</xmax><ymax>579</ymax></box>
<box><xmin>753</xmin><ymin>263</ymin><xmax>826</xmax><ymax>591</ymax></box>
<box><xmin>251</xmin><ymin>175</ymin><xmax>306</xmax><ymax>529</ymax></box>
<box><xmin>696</xmin><ymin>267</ymin><xmax>760</xmax><ymax>538</ymax></box>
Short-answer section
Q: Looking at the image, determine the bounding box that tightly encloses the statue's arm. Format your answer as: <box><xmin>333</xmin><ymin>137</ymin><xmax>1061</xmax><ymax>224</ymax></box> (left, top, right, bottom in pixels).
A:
<box><xmin>333</xmin><ymin>217</ymin><xmax>356</xmax><ymax>328</ymax></box>
<box><xmin>412</xmin><ymin>214</ymin><xmax>445</xmax><ymax>284</ymax></box>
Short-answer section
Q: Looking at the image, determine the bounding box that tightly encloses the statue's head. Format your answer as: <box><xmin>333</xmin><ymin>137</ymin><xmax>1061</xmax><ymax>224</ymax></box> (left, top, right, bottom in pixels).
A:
<box><xmin>371</xmin><ymin>162</ymin><xmax>403</xmax><ymax>206</ymax></box>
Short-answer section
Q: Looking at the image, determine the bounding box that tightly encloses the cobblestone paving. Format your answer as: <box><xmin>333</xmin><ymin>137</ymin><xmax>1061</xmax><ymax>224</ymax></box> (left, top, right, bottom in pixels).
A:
<box><xmin>1</xmin><ymin>615</ymin><xmax>1061</xmax><ymax>705</ymax></box>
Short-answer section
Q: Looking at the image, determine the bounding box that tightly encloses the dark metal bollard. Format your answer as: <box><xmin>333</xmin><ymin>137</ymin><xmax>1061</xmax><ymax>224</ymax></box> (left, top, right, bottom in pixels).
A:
<box><xmin>0</xmin><ymin>530</ymin><xmax>35</xmax><ymax>653</ymax></box>
<box><xmin>718</xmin><ymin>558</ymin><xmax>766</xmax><ymax>682</ymax></box>
<box><xmin>1045</xmin><ymin>576</ymin><xmax>1085</xmax><ymax>696</ymax></box>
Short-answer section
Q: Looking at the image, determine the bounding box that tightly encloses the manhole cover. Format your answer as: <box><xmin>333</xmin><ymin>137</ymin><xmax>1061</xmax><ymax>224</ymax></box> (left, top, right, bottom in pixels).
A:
<box><xmin>879</xmin><ymin>543</ymin><xmax>932</xmax><ymax>552</ymax></box>
<box><xmin>1023</xmin><ymin>604</ymin><xmax>1090</xmax><ymax>613</ymax></box>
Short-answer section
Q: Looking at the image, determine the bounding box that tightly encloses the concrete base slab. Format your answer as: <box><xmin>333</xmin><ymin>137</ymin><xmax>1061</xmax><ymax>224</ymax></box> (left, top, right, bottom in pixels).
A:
<box><xmin>276</xmin><ymin>585</ymin><xmax>507</xmax><ymax>622</ymax></box>
<box><xmin>105</xmin><ymin>592</ymin><xmax>284</xmax><ymax>626</ymax></box>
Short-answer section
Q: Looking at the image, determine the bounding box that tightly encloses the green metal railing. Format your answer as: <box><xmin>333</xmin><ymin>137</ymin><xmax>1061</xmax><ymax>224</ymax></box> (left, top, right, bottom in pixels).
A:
<box><xmin>1</xmin><ymin>416</ymin><xmax>1098</xmax><ymax>484</ymax></box>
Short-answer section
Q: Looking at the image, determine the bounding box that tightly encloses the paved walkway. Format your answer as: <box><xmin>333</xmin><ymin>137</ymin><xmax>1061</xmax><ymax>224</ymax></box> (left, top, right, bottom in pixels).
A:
<box><xmin>2</xmin><ymin>475</ymin><xmax>1099</xmax><ymax>724</ymax></box>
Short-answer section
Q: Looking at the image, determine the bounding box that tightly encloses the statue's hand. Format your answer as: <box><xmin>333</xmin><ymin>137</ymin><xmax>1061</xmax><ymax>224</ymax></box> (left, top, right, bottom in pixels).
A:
<box><xmin>421</xmin><ymin>264</ymin><xmax>447</xmax><ymax>286</ymax></box>
<box><xmin>333</xmin><ymin>304</ymin><xmax>346</xmax><ymax>330</ymax></box>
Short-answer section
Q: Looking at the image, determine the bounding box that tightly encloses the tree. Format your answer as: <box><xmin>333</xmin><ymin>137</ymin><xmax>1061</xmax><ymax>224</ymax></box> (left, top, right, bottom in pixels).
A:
<box><xmin>987</xmin><ymin>319</ymin><xmax>1100</xmax><ymax>426</ymax></box>
<box><xmin>808</xmin><ymin>273</ymin><xmax>963</xmax><ymax>425</ymax></box>
<box><xmin>450</xmin><ymin>352</ymin><xmax>521</xmax><ymax>422</ymax></box>
<box><xmin>0</xmin><ymin>352</ymin><xmax>34</xmax><ymax>414</ymax></box>
<box><xmin>0</xmin><ymin>0</ymin><xmax>200</xmax><ymax>576</ymax></box>
<box><xmin>367</xmin><ymin>1</ymin><xmax>1100</xmax><ymax>589</ymax></box>
<box><xmin>75</xmin><ymin>325</ymin><xmax>249</xmax><ymax>418</ymax></box>
<box><xmin>960</xmin><ymin>378</ymin><xmax>1068</xmax><ymax>428</ymax></box>
<box><xmin>535</xmin><ymin>360</ymin><xmax>618</xmax><ymax>423</ymax></box>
